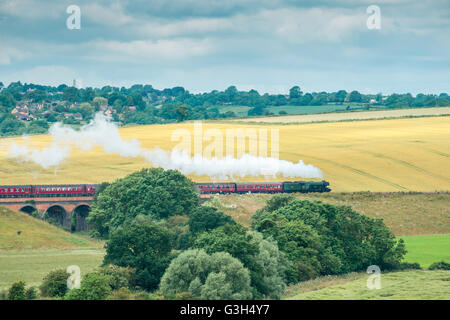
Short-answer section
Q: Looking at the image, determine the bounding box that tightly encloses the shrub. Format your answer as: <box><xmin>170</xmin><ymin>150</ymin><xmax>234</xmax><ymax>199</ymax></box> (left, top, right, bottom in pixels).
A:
<box><xmin>40</xmin><ymin>269</ymin><xmax>69</xmax><ymax>297</ymax></box>
<box><xmin>65</xmin><ymin>272</ymin><xmax>112</xmax><ymax>300</ymax></box>
<box><xmin>392</xmin><ymin>262</ymin><xmax>422</xmax><ymax>271</ymax></box>
<box><xmin>8</xmin><ymin>281</ymin><xmax>26</xmax><ymax>300</ymax></box>
<box><xmin>25</xmin><ymin>287</ymin><xmax>37</xmax><ymax>300</ymax></box>
<box><xmin>0</xmin><ymin>290</ymin><xmax>8</xmax><ymax>300</ymax></box>
<box><xmin>429</xmin><ymin>261</ymin><xmax>450</xmax><ymax>270</ymax></box>
<box><xmin>108</xmin><ymin>287</ymin><xmax>134</xmax><ymax>300</ymax></box>
<box><xmin>160</xmin><ymin>249</ymin><xmax>252</xmax><ymax>300</ymax></box>
<box><xmin>98</xmin><ymin>265</ymin><xmax>135</xmax><ymax>290</ymax></box>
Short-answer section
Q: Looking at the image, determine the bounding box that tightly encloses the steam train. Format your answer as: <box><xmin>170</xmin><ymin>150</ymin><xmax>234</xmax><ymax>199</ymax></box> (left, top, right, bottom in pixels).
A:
<box><xmin>0</xmin><ymin>184</ymin><xmax>98</xmax><ymax>198</ymax></box>
<box><xmin>0</xmin><ymin>180</ymin><xmax>330</xmax><ymax>198</ymax></box>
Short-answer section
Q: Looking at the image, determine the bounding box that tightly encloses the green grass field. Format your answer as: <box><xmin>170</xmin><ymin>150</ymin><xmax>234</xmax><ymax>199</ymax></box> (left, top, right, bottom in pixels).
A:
<box><xmin>285</xmin><ymin>270</ymin><xmax>450</xmax><ymax>300</ymax></box>
<box><xmin>0</xmin><ymin>206</ymin><xmax>103</xmax><ymax>250</ymax></box>
<box><xmin>0</xmin><ymin>206</ymin><xmax>105</xmax><ymax>291</ymax></box>
<box><xmin>219</xmin><ymin>103</ymin><xmax>365</xmax><ymax>117</ymax></box>
<box><xmin>0</xmin><ymin>249</ymin><xmax>105</xmax><ymax>291</ymax></box>
<box><xmin>400</xmin><ymin>234</ymin><xmax>450</xmax><ymax>268</ymax></box>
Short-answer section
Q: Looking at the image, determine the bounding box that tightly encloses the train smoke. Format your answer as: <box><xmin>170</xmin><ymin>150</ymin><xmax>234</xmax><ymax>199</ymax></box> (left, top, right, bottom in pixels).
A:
<box><xmin>3</xmin><ymin>113</ymin><xmax>323</xmax><ymax>179</ymax></box>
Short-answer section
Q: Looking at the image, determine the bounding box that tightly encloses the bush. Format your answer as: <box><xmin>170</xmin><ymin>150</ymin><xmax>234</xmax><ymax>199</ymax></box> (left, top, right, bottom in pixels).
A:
<box><xmin>0</xmin><ymin>290</ymin><xmax>8</xmax><ymax>300</ymax></box>
<box><xmin>65</xmin><ymin>272</ymin><xmax>112</xmax><ymax>300</ymax></box>
<box><xmin>40</xmin><ymin>269</ymin><xmax>69</xmax><ymax>298</ymax></box>
<box><xmin>429</xmin><ymin>261</ymin><xmax>450</xmax><ymax>270</ymax></box>
<box><xmin>98</xmin><ymin>265</ymin><xmax>135</xmax><ymax>290</ymax></box>
<box><xmin>8</xmin><ymin>281</ymin><xmax>26</xmax><ymax>300</ymax></box>
<box><xmin>392</xmin><ymin>262</ymin><xmax>422</xmax><ymax>271</ymax></box>
<box><xmin>160</xmin><ymin>249</ymin><xmax>253</xmax><ymax>300</ymax></box>
<box><xmin>25</xmin><ymin>287</ymin><xmax>37</xmax><ymax>300</ymax></box>
<box><xmin>108</xmin><ymin>287</ymin><xmax>134</xmax><ymax>300</ymax></box>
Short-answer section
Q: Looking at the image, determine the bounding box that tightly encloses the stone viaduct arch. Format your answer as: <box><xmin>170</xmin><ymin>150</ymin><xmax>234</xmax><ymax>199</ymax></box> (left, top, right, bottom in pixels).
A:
<box><xmin>0</xmin><ymin>197</ymin><xmax>94</xmax><ymax>232</ymax></box>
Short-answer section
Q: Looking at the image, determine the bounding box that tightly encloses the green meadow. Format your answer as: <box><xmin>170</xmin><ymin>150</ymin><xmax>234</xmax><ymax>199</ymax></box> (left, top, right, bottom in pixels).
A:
<box><xmin>218</xmin><ymin>103</ymin><xmax>365</xmax><ymax>117</ymax></box>
<box><xmin>400</xmin><ymin>234</ymin><xmax>450</xmax><ymax>268</ymax></box>
<box><xmin>285</xmin><ymin>270</ymin><xmax>450</xmax><ymax>300</ymax></box>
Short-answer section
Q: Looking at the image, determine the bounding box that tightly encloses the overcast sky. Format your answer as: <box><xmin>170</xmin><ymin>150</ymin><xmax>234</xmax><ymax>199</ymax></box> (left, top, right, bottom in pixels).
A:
<box><xmin>1</xmin><ymin>0</ymin><xmax>449</xmax><ymax>94</ymax></box>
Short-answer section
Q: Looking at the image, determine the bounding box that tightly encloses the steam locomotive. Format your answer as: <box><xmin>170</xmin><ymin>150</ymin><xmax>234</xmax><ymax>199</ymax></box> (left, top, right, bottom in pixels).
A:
<box><xmin>0</xmin><ymin>180</ymin><xmax>330</xmax><ymax>198</ymax></box>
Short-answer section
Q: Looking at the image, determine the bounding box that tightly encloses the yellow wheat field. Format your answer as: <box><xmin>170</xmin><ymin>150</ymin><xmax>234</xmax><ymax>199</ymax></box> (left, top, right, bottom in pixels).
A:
<box><xmin>0</xmin><ymin>116</ymin><xmax>449</xmax><ymax>192</ymax></box>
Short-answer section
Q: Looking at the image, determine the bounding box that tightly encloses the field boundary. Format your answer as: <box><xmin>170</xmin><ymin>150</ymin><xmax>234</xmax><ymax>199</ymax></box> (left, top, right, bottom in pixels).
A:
<box><xmin>223</xmin><ymin>107</ymin><xmax>450</xmax><ymax>125</ymax></box>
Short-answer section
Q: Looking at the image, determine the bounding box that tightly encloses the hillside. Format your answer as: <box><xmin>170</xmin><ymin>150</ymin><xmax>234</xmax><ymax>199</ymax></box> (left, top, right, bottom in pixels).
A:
<box><xmin>206</xmin><ymin>192</ymin><xmax>450</xmax><ymax>236</ymax></box>
<box><xmin>0</xmin><ymin>206</ymin><xmax>102</xmax><ymax>250</ymax></box>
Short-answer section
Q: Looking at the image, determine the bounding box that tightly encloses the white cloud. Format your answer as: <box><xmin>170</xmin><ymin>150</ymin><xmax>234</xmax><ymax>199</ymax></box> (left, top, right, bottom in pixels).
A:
<box><xmin>0</xmin><ymin>45</ymin><xmax>28</xmax><ymax>65</ymax></box>
<box><xmin>0</xmin><ymin>0</ymin><xmax>62</xmax><ymax>19</ymax></box>
<box><xmin>83</xmin><ymin>2</ymin><xmax>133</xmax><ymax>27</ymax></box>
<box><xmin>90</xmin><ymin>38</ymin><xmax>215</xmax><ymax>61</ymax></box>
<box><xmin>6</xmin><ymin>65</ymin><xmax>78</xmax><ymax>85</ymax></box>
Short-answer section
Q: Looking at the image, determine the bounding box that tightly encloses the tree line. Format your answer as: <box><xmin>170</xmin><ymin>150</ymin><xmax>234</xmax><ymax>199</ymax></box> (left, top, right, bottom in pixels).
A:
<box><xmin>0</xmin><ymin>81</ymin><xmax>449</xmax><ymax>137</ymax></box>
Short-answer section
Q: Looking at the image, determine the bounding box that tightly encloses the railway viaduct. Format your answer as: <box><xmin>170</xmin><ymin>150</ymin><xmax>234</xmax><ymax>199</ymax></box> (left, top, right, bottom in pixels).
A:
<box><xmin>0</xmin><ymin>196</ymin><xmax>94</xmax><ymax>232</ymax></box>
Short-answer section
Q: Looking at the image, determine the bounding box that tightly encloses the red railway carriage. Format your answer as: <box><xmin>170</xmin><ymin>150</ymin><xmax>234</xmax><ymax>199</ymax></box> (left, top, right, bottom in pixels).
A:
<box><xmin>34</xmin><ymin>185</ymin><xmax>87</xmax><ymax>197</ymax></box>
<box><xmin>196</xmin><ymin>183</ymin><xmax>236</xmax><ymax>194</ymax></box>
<box><xmin>0</xmin><ymin>185</ymin><xmax>33</xmax><ymax>198</ymax></box>
<box><xmin>85</xmin><ymin>185</ymin><xmax>98</xmax><ymax>195</ymax></box>
<box><xmin>236</xmin><ymin>182</ymin><xmax>283</xmax><ymax>193</ymax></box>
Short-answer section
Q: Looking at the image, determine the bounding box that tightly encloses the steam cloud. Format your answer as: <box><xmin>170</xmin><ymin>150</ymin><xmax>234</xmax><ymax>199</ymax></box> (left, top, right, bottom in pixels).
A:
<box><xmin>2</xmin><ymin>113</ymin><xmax>323</xmax><ymax>179</ymax></box>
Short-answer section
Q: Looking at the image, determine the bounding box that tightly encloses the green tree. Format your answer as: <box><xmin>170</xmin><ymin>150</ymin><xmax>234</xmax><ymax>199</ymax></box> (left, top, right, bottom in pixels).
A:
<box><xmin>39</xmin><ymin>269</ymin><xmax>69</xmax><ymax>297</ymax></box>
<box><xmin>252</xmin><ymin>199</ymin><xmax>406</xmax><ymax>282</ymax></box>
<box><xmin>98</xmin><ymin>265</ymin><xmax>136</xmax><ymax>291</ymax></box>
<box><xmin>176</xmin><ymin>105</ymin><xmax>189</xmax><ymax>122</ymax></box>
<box><xmin>160</xmin><ymin>249</ymin><xmax>253</xmax><ymax>300</ymax></box>
<box><xmin>0</xmin><ymin>118</ymin><xmax>25</xmax><ymax>135</ymax></box>
<box><xmin>103</xmin><ymin>222</ymin><xmax>174</xmax><ymax>291</ymax></box>
<box><xmin>63</xmin><ymin>86</ymin><xmax>80</xmax><ymax>103</ymax></box>
<box><xmin>92</xmin><ymin>96</ymin><xmax>108</xmax><ymax>111</ymax></box>
<box><xmin>65</xmin><ymin>272</ymin><xmax>112</xmax><ymax>300</ymax></box>
<box><xmin>25</xmin><ymin>287</ymin><xmax>37</xmax><ymax>300</ymax></box>
<box><xmin>349</xmin><ymin>90</ymin><xmax>362</xmax><ymax>103</ymax></box>
<box><xmin>188</xmin><ymin>206</ymin><xmax>235</xmax><ymax>235</ymax></box>
<box><xmin>88</xmin><ymin>168</ymin><xmax>199</xmax><ymax>238</ymax></box>
<box><xmin>289</xmin><ymin>86</ymin><xmax>302</xmax><ymax>99</ymax></box>
<box><xmin>8</xmin><ymin>281</ymin><xmax>26</xmax><ymax>300</ymax></box>
<box><xmin>27</xmin><ymin>120</ymin><xmax>49</xmax><ymax>134</ymax></box>
<box><xmin>194</xmin><ymin>224</ymin><xmax>286</xmax><ymax>298</ymax></box>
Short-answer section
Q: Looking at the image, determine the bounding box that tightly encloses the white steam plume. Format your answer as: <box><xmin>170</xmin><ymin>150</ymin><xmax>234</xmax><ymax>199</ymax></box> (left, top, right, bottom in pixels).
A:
<box><xmin>2</xmin><ymin>113</ymin><xmax>323</xmax><ymax>179</ymax></box>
